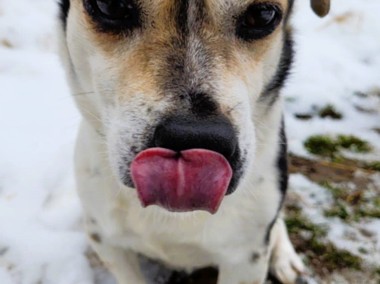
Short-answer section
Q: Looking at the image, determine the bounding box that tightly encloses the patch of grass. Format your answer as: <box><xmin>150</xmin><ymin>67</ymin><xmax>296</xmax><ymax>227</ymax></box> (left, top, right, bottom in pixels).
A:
<box><xmin>304</xmin><ymin>135</ymin><xmax>372</xmax><ymax>158</ymax></box>
<box><xmin>365</xmin><ymin>161</ymin><xmax>380</xmax><ymax>172</ymax></box>
<box><xmin>286</xmin><ymin>212</ymin><xmax>327</xmax><ymax>238</ymax></box>
<box><xmin>321</xmin><ymin>244</ymin><xmax>362</xmax><ymax>270</ymax></box>
<box><xmin>320</xmin><ymin>182</ymin><xmax>380</xmax><ymax>222</ymax></box>
<box><xmin>304</xmin><ymin>135</ymin><xmax>339</xmax><ymax>157</ymax></box>
<box><xmin>373</xmin><ymin>128</ymin><xmax>380</xmax><ymax>135</ymax></box>
<box><xmin>320</xmin><ymin>182</ymin><xmax>348</xmax><ymax>200</ymax></box>
<box><xmin>355</xmin><ymin>208</ymin><xmax>380</xmax><ymax>219</ymax></box>
<box><xmin>358</xmin><ymin>247</ymin><xmax>368</xmax><ymax>254</ymax></box>
<box><xmin>374</xmin><ymin>196</ymin><xmax>380</xmax><ymax>208</ymax></box>
<box><xmin>373</xmin><ymin>267</ymin><xmax>380</xmax><ymax>283</ymax></box>
<box><xmin>285</xmin><ymin>206</ymin><xmax>362</xmax><ymax>275</ymax></box>
<box><xmin>326</xmin><ymin>204</ymin><xmax>380</xmax><ymax>222</ymax></box>
<box><xmin>285</xmin><ymin>204</ymin><xmax>328</xmax><ymax>237</ymax></box>
<box><xmin>337</xmin><ymin>135</ymin><xmax>372</xmax><ymax>153</ymax></box>
<box><xmin>295</xmin><ymin>113</ymin><xmax>313</xmax><ymax>120</ymax></box>
<box><xmin>354</xmin><ymin>91</ymin><xmax>367</xmax><ymax>98</ymax></box>
<box><xmin>324</xmin><ymin>202</ymin><xmax>350</xmax><ymax>220</ymax></box>
<box><xmin>319</xmin><ymin>104</ymin><xmax>343</xmax><ymax>120</ymax></box>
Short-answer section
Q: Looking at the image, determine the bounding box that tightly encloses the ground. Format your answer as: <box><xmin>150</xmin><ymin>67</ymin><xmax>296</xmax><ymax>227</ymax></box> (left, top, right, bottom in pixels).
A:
<box><xmin>0</xmin><ymin>0</ymin><xmax>379</xmax><ymax>283</ymax></box>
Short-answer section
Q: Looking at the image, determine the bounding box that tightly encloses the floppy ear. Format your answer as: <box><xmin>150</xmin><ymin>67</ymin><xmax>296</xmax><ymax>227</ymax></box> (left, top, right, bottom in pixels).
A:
<box><xmin>310</xmin><ymin>0</ymin><xmax>331</xmax><ymax>17</ymax></box>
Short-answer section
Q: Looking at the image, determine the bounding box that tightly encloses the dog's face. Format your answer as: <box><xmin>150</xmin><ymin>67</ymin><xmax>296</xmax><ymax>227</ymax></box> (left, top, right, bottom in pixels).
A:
<box><xmin>60</xmin><ymin>0</ymin><xmax>329</xmax><ymax>213</ymax></box>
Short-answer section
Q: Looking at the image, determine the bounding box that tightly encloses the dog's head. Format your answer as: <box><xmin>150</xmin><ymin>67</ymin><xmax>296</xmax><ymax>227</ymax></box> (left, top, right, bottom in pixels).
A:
<box><xmin>59</xmin><ymin>0</ymin><xmax>330</xmax><ymax>214</ymax></box>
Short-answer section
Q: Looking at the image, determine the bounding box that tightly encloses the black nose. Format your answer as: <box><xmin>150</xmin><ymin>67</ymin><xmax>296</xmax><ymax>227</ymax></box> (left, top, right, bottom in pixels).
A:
<box><xmin>153</xmin><ymin>115</ymin><xmax>237</xmax><ymax>158</ymax></box>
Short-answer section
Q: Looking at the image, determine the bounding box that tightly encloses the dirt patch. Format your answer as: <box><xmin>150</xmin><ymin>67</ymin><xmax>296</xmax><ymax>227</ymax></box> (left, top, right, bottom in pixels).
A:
<box><xmin>289</xmin><ymin>154</ymin><xmax>375</xmax><ymax>187</ymax></box>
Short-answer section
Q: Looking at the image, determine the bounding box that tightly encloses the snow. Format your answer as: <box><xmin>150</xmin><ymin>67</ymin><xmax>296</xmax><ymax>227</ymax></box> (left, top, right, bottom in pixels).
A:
<box><xmin>284</xmin><ymin>0</ymin><xmax>380</xmax><ymax>160</ymax></box>
<box><xmin>0</xmin><ymin>1</ymin><xmax>91</xmax><ymax>283</ymax></box>
<box><xmin>0</xmin><ymin>0</ymin><xmax>379</xmax><ymax>283</ymax></box>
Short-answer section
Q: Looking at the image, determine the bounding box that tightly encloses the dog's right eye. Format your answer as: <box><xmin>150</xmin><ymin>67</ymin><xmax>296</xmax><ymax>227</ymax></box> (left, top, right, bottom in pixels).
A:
<box><xmin>236</xmin><ymin>4</ymin><xmax>283</xmax><ymax>41</ymax></box>
<box><xmin>84</xmin><ymin>0</ymin><xmax>141</xmax><ymax>33</ymax></box>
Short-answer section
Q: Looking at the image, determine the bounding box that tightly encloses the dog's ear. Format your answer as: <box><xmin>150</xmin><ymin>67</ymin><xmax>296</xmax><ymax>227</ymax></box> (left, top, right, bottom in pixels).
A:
<box><xmin>310</xmin><ymin>0</ymin><xmax>330</xmax><ymax>17</ymax></box>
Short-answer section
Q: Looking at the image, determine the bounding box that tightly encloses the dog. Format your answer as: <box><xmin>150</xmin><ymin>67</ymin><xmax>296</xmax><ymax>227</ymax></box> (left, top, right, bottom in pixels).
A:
<box><xmin>58</xmin><ymin>1</ymin><xmax>330</xmax><ymax>283</ymax></box>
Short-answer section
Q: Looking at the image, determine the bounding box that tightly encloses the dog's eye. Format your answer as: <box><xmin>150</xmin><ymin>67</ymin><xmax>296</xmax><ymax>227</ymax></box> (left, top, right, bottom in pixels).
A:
<box><xmin>236</xmin><ymin>4</ymin><xmax>282</xmax><ymax>41</ymax></box>
<box><xmin>95</xmin><ymin>0</ymin><xmax>133</xmax><ymax>20</ymax></box>
<box><xmin>84</xmin><ymin>0</ymin><xmax>141</xmax><ymax>33</ymax></box>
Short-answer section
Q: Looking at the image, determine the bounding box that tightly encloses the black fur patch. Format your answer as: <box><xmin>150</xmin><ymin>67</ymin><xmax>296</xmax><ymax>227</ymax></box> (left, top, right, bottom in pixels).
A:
<box><xmin>59</xmin><ymin>0</ymin><xmax>70</xmax><ymax>28</ymax></box>
<box><xmin>285</xmin><ymin>0</ymin><xmax>295</xmax><ymax>23</ymax></box>
<box><xmin>90</xmin><ymin>233</ymin><xmax>102</xmax><ymax>243</ymax></box>
<box><xmin>176</xmin><ymin>0</ymin><xmax>190</xmax><ymax>36</ymax></box>
<box><xmin>139</xmin><ymin>255</ymin><xmax>218</xmax><ymax>284</ymax></box>
<box><xmin>166</xmin><ymin>268</ymin><xmax>218</xmax><ymax>284</ymax></box>
<box><xmin>251</xmin><ymin>252</ymin><xmax>260</xmax><ymax>263</ymax></box>
<box><xmin>264</xmin><ymin>119</ymin><xmax>288</xmax><ymax>243</ymax></box>
<box><xmin>277</xmin><ymin>120</ymin><xmax>288</xmax><ymax>195</ymax></box>
<box><xmin>189</xmin><ymin>92</ymin><xmax>218</xmax><ymax>116</ymax></box>
<box><xmin>83</xmin><ymin>0</ymin><xmax>142</xmax><ymax>35</ymax></box>
<box><xmin>260</xmin><ymin>31</ymin><xmax>294</xmax><ymax>106</ymax></box>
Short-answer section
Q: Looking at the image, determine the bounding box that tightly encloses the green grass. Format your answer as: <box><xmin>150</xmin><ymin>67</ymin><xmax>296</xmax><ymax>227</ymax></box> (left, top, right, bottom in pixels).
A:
<box><xmin>358</xmin><ymin>247</ymin><xmax>368</xmax><ymax>254</ymax></box>
<box><xmin>304</xmin><ymin>135</ymin><xmax>339</xmax><ymax>157</ymax></box>
<box><xmin>319</xmin><ymin>104</ymin><xmax>343</xmax><ymax>120</ymax></box>
<box><xmin>337</xmin><ymin>135</ymin><xmax>372</xmax><ymax>153</ymax></box>
<box><xmin>321</xmin><ymin>182</ymin><xmax>380</xmax><ymax>222</ymax></box>
<box><xmin>285</xmin><ymin>205</ymin><xmax>362</xmax><ymax>273</ymax></box>
<box><xmin>304</xmin><ymin>135</ymin><xmax>372</xmax><ymax>158</ymax></box>
<box><xmin>365</xmin><ymin>161</ymin><xmax>380</xmax><ymax>172</ymax></box>
<box><xmin>286</xmin><ymin>212</ymin><xmax>327</xmax><ymax>238</ymax></box>
<box><xmin>320</xmin><ymin>182</ymin><xmax>348</xmax><ymax>200</ymax></box>
<box><xmin>321</xmin><ymin>244</ymin><xmax>362</xmax><ymax>270</ymax></box>
<box><xmin>355</xmin><ymin>208</ymin><xmax>380</xmax><ymax>219</ymax></box>
<box><xmin>324</xmin><ymin>202</ymin><xmax>350</xmax><ymax>220</ymax></box>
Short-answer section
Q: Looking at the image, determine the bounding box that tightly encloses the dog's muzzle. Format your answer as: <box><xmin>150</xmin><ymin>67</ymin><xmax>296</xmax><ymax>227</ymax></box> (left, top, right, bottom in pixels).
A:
<box><xmin>130</xmin><ymin>115</ymin><xmax>238</xmax><ymax>214</ymax></box>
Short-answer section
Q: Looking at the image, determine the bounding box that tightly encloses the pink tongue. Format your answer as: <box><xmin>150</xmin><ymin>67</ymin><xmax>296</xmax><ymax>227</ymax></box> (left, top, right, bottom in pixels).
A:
<box><xmin>131</xmin><ymin>148</ymin><xmax>232</xmax><ymax>214</ymax></box>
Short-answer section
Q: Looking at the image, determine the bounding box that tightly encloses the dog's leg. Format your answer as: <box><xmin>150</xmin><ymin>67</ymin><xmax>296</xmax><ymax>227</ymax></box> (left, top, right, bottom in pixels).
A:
<box><xmin>269</xmin><ymin>218</ymin><xmax>305</xmax><ymax>284</ymax></box>
<box><xmin>89</xmin><ymin>238</ymin><xmax>145</xmax><ymax>284</ymax></box>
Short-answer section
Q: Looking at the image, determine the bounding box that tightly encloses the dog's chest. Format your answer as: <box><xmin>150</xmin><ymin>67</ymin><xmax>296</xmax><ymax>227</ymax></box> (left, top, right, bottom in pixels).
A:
<box><xmin>104</xmin><ymin>200</ymin><xmax>265</xmax><ymax>268</ymax></box>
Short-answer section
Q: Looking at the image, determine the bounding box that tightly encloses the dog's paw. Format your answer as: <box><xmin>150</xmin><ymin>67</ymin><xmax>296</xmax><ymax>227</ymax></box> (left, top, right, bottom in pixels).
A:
<box><xmin>269</xmin><ymin>243</ymin><xmax>305</xmax><ymax>284</ymax></box>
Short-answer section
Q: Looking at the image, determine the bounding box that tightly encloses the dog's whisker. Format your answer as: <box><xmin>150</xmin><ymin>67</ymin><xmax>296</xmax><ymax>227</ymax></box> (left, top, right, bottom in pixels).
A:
<box><xmin>71</xmin><ymin>91</ymin><xmax>96</xmax><ymax>97</ymax></box>
<box><xmin>226</xmin><ymin>102</ymin><xmax>243</xmax><ymax>115</ymax></box>
<box><xmin>80</xmin><ymin>107</ymin><xmax>103</xmax><ymax>124</ymax></box>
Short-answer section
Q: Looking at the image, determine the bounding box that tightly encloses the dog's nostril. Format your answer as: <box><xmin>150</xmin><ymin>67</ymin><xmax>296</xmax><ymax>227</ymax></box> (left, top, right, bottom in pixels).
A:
<box><xmin>153</xmin><ymin>115</ymin><xmax>237</xmax><ymax>158</ymax></box>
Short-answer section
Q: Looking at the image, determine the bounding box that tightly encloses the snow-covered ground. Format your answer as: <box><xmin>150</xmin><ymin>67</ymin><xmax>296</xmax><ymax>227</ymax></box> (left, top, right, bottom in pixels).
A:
<box><xmin>0</xmin><ymin>0</ymin><xmax>379</xmax><ymax>283</ymax></box>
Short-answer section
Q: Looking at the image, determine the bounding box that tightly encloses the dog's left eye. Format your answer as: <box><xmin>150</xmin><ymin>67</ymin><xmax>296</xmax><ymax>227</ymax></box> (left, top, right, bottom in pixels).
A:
<box><xmin>95</xmin><ymin>0</ymin><xmax>133</xmax><ymax>20</ymax></box>
<box><xmin>236</xmin><ymin>4</ymin><xmax>283</xmax><ymax>41</ymax></box>
<box><xmin>84</xmin><ymin>0</ymin><xmax>141</xmax><ymax>33</ymax></box>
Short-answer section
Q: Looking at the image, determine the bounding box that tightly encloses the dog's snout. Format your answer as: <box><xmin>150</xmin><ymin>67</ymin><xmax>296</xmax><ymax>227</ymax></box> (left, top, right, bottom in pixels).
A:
<box><xmin>153</xmin><ymin>115</ymin><xmax>237</xmax><ymax>158</ymax></box>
